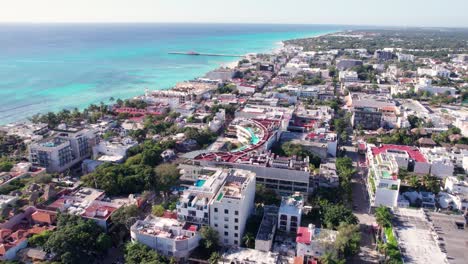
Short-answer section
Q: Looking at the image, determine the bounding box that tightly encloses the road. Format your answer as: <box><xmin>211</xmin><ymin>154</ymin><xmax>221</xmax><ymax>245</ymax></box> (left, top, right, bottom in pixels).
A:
<box><xmin>344</xmin><ymin>144</ymin><xmax>380</xmax><ymax>264</ymax></box>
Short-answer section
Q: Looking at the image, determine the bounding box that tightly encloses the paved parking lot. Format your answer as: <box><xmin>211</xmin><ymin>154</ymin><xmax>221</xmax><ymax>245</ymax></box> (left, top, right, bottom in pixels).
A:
<box><xmin>393</xmin><ymin>208</ymin><xmax>447</xmax><ymax>264</ymax></box>
<box><xmin>427</xmin><ymin>212</ymin><xmax>468</xmax><ymax>264</ymax></box>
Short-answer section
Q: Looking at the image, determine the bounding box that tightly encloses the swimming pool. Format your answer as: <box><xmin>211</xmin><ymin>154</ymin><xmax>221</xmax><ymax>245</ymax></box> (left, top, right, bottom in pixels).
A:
<box><xmin>195</xmin><ymin>179</ymin><xmax>206</xmax><ymax>187</ymax></box>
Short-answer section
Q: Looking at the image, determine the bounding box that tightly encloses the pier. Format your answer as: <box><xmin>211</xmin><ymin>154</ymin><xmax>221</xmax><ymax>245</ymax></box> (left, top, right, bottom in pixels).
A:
<box><xmin>168</xmin><ymin>51</ymin><xmax>244</xmax><ymax>58</ymax></box>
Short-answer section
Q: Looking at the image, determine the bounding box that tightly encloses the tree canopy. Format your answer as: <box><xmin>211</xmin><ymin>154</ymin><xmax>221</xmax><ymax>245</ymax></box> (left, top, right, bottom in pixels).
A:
<box><xmin>124</xmin><ymin>242</ymin><xmax>167</xmax><ymax>264</ymax></box>
<box><xmin>43</xmin><ymin>214</ymin><xmax>112</xmax><ymax>264</ymax></box>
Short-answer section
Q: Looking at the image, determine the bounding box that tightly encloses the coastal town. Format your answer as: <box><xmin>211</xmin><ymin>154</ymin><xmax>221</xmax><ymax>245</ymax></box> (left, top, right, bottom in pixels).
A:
<box><xmin>0</xmin><ymin>28</ymin><xmax>467</xmax><ymax>264</ymax></box>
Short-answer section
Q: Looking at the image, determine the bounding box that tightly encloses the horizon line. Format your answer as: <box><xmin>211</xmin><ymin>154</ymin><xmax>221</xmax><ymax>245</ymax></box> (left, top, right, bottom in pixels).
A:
<box><xmin>0</xmin><ymin>21</ymin><xmax>467</xmax><ymax>30</ymax></box>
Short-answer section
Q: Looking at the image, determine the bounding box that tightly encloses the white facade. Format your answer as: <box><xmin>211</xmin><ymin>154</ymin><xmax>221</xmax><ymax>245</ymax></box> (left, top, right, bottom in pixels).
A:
<box><xmin>420</xmin><ymin>147</ymin><xmax>455</xmax><ymax>178</ymax></box>
<box><xmin>339</xmin><ymin>71</ymin><xmax>359</xmax><ymax>82</ymax></box>
<box><xmin>296</xmin><ymin>224</ymin><xmax>337</xmax><ymax>258</ymax></box>
<box><xmin>92</xmin><ymin>137</ymin><xmax>137</xmax><ymax>163</ymax></box>
<box><xmin>278</xmin><ymin>193</ymin><xmax>303</xmax><ymax>233</ymax></box>
<box><xmin>209</xmin><ymin>169</ymin><xmax>256</xmax><ymax>246</ymax></box>
<box><xmin>130</xmin><ymin>216</ymin><xmax>200</xmax><ymax>261</ymax></box>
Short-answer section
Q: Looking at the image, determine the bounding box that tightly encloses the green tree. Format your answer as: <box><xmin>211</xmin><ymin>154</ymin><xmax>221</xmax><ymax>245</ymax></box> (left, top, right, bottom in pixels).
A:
<box><xmin>124</xmin><ymin>242</ymin><xmax>166</xmax><ymax>264</ymax></box>
<box><xmin>28</xmin><ymin>230</ymin><xmax>53</xmax><ymax>247</ymax></box>
<box><xmin>43</xmin><ymin>214</ymin><xmax>112</xmax><ymax>264</ymax></box>
<box><xmin>154</xmin><ymin>163</ymin><xmax>180</xmax><ymax>195</ymax></box>
<box><xmin>243</xmin><ymin>232</ymin><xmax>255</xmax><ymax>248</ymax></box>
<box><xmin>209</xmin><ymin>252</ymin><xmax>221</xmax><ymax>264</ymax></box>
<box><xmin>254</xmin><ymin>184</ymin><xmax>280</xmax><ymax>205</ymax></box>
<box><xmin>334</xmin><ymin>223</ymin><xmax>361</xmax><ymax>259</ymax></box>
<box><xmin>111</xmin><ymin>205</ymin><xmax>139</xmax><ymax>229</ymax></box>
<box><xmin>375</xmin><ymin>206</ymin><xmax>392</xmax><ymax>229</ymax></box>
<box><xmin>200</xmin><ymin>226</ymin><xmax>220</xmax><ymax>254</ymax></box>
<box><xmin>152</xmin><ymin>205</ymin><xmax>165</xmax><ymax>217</ymax></box>
<box><xmin>322</xmin><ymin>203</ymin><xmax>358</xmax><ymax>229</ymax></box>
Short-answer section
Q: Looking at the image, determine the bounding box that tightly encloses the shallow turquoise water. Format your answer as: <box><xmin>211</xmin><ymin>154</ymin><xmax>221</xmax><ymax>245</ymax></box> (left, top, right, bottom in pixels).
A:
<box><xmin>0</xmin><ymin>23</ymin><xmax>340</xmax><ymax>124</ymax></box>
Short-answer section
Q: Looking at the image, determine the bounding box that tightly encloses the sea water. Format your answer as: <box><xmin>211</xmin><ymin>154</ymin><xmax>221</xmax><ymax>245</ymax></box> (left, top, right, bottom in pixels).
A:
<box><xmin>0</xmin><ymin>23</ymin><xmax>341</xmax><ymax>124</ymax></box>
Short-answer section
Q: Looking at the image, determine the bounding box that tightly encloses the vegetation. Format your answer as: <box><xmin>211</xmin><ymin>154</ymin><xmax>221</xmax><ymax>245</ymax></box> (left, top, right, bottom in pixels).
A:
<box><xmin>254</xmin><ymin>184</ymin><xmax>281</xmax><ymax>205</ymax></box>
<box><xmin>111</xmin><ymin>205</ymin><xmax>140</xmax><ymax>230</ymax></box>
<box><xmin>42</xmin><ymin>214</ymin><xmax>112</xmax><ymax>264</ymax></box>
<box><xmin>336</xmin><ymin>157</ymin><xmax>356</xmax><ymax>203</ymax></box>
<box><xmin>321</xmin><ymin>201</ymin><xmax>359</xmax><ymax>229</ymax></box>
<box><xmin>286</xmin><ymin>29</ymin><xmax>468</xmax><ymax>55</ymax></box>
<box><xmin>152</xmin><ymin>204</ymin><xmax>165</xmax><ymax>217</ymax></box>
<box><xmin>334</xmin><ymin>223</ymin><xmax>361</xmax><ymax>259</ymax></box>
<box><xmin>200</xmin><ymin>226</ymin><xmax>220</xmax><ymax>253</ymax></box>
<box><xmin>124</xmin><ymin>242</ymin><xmax>168</xmax><ymax>264</ymax></box>
<box><xmin>0</xmin><ymin>133</ymin><xmax>26</xmax><ymax>158</ymax></box>
<box><xmin>271</xmin><ymin>142</ymin><xmax>321</xmax><ymax>169</ymax></box>
<box><xmin>28</xmin><ymin>230</ymin><xmax>53</xmax><ymax>247</ymax></box>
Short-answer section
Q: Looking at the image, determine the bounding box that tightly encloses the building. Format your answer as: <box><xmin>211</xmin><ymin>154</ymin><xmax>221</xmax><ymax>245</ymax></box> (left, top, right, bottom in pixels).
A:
<box><xmin>338</xmin><ymin>71</ymin><xmax>359</xmax><ymax>82</ymax></box>
<box><xmin>176</xmin><ymin>167</ymin><xmax>256</xmax><ymax>247</ymax></box>
<box><xmin>209</xmin><ymin>169</ymin><xmax>256</xmax><ymax>246</ymax></box>
<box><xmin>347</xmin><ymin>93</ymin><xmax>399</xmax><ymax>130</ymax></box>
<box><xmin>220</xmin><ymin>247</ymin><xmax>283</xmax><ymax>264</ymax></box>
<box><xmin>397</xmin><ymin>53</ymin><xmax>415</xmax><ymax>62</ymax></box>
<box><xmin>130</xmin><ymin>215</ymin><xmax>200</xmax><ymax>262</ymax></box>
<box><xmin>415</xmin><ymin>78</ymin><xmax>457</xmax><ymax>96</ymax></box>
<box><xmin>29</xmin><ymin>127</ymin><xmax>96</xmax><ymax>173</ymax></box>
<box><xmin>296</xmin><ymin>224</ymin><xmax>337</xmax><ymax>258</ymax></box>
<box><xmin>374</xmin><ymin>50</ymin><xmax>394</xmax><ymax>61</ymax></box>
<box><xmin>255</xmin><ymin>205</ymin><xmax>278</xmax><ymax>252</ymax></box>
<box><xmin>278</xmin><ymin>193</ymin><xmax>303</xmax><ymax>233</ymax></box>
<box><xmin>315</xmin><ymin>162</ymin><xmax>339</xmax><ymax>188</ymax></box>
<box><xmin>92</xmin><ymin>137</ymin><xmax>137</xmax><ymax>163</ymax></box>
<box><xmin>420</xmin><ymin>147</ymin><xmax>455</xmax><ymax>178</ymax></box>
<box><xmin>0</xmin><ymin>195</ymin><xmax>18</xmax><ymax>210</ymax></box>
<box><xmin>336</xmin><ymin>59</ymin><xmax>363</xmax><ymax>70</ymax></box>
<box><xmin>367</xmin><ymin>144</ymin><xmax>429</xmax><ymax>208</ymax></box>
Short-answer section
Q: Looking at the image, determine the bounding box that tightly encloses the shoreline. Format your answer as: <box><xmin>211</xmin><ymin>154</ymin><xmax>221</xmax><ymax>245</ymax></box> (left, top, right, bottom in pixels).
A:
<box><xmin>1</xmin><ymin>30</ymin><xmax>335</xmax><ymax>126</ymax></box>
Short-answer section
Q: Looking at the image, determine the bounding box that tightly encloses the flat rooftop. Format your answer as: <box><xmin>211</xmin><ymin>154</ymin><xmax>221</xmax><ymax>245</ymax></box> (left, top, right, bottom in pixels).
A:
<box><xmin>393</xmin><ymin>208</ymin><xmax>447</xmax><ymax>264</ymax></box>
<box><xmin>427</xmin><ymin>212</ymin><xmax>468</xmax><ymax>264</ymax></box>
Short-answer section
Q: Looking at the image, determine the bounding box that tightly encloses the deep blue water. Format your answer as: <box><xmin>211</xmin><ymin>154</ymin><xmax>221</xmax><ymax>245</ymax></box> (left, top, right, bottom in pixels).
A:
<box><xmin>0</xmin><ymin>23</ymin><xmax>341</xmax><ymax>124</ymax></box>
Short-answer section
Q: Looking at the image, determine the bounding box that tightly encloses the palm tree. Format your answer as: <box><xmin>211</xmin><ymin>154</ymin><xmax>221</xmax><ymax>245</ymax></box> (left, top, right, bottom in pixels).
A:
<box><xmin>375</xmin><ymin>206</ymin><xmax>392</xmax><ymax>239</ymax></box>
<box><xmin>242</xmin><ymin>233</ymin><xmax>255</xmax><ymax>248</ymax></box>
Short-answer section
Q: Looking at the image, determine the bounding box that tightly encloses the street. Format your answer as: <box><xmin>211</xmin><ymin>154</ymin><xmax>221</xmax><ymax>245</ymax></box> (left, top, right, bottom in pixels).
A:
<box><xmin>344</xmin><ymin>144</ymin><xmax>380</xmax><ymax>263</ymax></box>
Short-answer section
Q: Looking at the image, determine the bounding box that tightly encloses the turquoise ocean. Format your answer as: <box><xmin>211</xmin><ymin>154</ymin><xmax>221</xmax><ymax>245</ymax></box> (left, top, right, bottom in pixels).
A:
<box><xmin>0</xmin><ymin>23</ymin><xmax>341</xmax><ymax>124</ymax></box>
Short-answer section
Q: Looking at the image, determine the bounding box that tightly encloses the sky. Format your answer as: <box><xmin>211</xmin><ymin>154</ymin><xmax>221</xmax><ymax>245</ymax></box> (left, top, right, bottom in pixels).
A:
<box><xmin>1</xmin><ymin>0</ymin><xmax>467</xmax><ymax>27</ymax></box>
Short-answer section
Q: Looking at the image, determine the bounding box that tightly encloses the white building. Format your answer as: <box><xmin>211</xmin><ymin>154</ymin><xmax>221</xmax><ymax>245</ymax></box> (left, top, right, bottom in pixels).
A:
<box><xmin>0</xmin><ymin>195</ymin><xmax>18</xmax><ymax>210</ymax></box>
<box><xmin>338</xmin><ymin>71</ymin><xmax>359</xmax><ymax>82</ymax></box>
<box><xmin>397</xmin><ymin>53</ymin><xmax>415</xmax><ymax>62</ymax></box>
<box><xmin>209</xmin><ymin>169</ymin><xmax>256</xmax><ymax>246</ymax></box>
<box><xmin>130</xmin><ymin>215</ymin><xmax>200</xmax><ymax>262</ymax></box>
<box><xmin>177</xmin><ymin>167</ymin><xmax>256</xmax><ymax>247</ymax></box>
<box><xmin>29</xmin><ymin>127</ymin><xmax>96</xmax><ymax>173</ymax></box>
<box><xmin>367</xmin><ymin>144</ymin><xmax>430</xmax><ymax>208</ymax></box>
<box><xmin>415</xmin><ymin>78</ymin><xmax>457</xmax><ymax>96</ymax></box>
<box><xmin>420</xmin><ymin>147</ymin><xmax>455</xmax><ymax>178</ymax></box>
<box><xmin>278</xmin><ymin>193</ymin><xmax>303</xmax><ymax>233</ymax></box>
<box><xmin>92</xmin><ymin>137</ymin><xmax>137</xmax><ymax>163</ymax></box>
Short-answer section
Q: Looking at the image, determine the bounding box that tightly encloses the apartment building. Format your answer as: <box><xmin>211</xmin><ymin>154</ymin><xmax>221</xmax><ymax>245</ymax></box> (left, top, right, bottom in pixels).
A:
<box><xmin>338</xmin><ymin>71</ymin><xmax>359</xmax><ymax>82</ymax></box>
<box><xmin>130</xmin><ymin>216</ymin><xmax>200</xmax><ymax>261</ymax></box>
<box><xmin>29</xmin><ymin>127</ymin><xmax>96</xmax><ymax>173</ymax></box>
<box><xmin>367</xmin><ymin>144</ymin><xmax>430</xmax><ymax>208</ymax></box>
<box><xmin>209</xmin><ymin>169</ymin><xmax>256</xmax><ymax>246</ymax></box>
<box><xmin>176</xmin><ymin>167</ymin><xmax>256</xmax><ymax>247</ymax></box>
<box><xmin>278</xmin><ymin>193</ymin><xmax>303</xmax><ymax>233</ymax></box>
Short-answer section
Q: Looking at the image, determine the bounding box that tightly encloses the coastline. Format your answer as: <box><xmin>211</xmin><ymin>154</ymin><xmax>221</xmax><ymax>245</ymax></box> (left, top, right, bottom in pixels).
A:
<box><xmin>0</xmin><ymin>29</ymin><xmax>335</xmax><ymax>126</ymax></box>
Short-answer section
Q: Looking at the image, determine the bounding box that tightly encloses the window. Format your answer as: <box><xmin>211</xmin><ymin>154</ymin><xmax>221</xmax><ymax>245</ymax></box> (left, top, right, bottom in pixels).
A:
<box><xmin>214</xmin><ymin>208</ymin><xmax>218</xmax><ymax>213</ymax></box>
<box><xmin>224</xmin><ymin>231</ymin><xmax>229</xmax><ymax>236</ymax></box>
<box><xmin>234</xmin><ymin>240</ymin><xmax>238</xmax><ymax>245</ymax></box>
<box><xmin>291</xmin><ymin>216</ymin><xmax>298</xmax><ymax>222</ymax></box>
<box><xmin>280</xmin><ymin>214</ymin><xmax>287</xmax><ymax>220</ymax></box>
<box><xmin>234</xmin><ymin>233</ymin><xmax>238</xmax><ymax>238</ymax></box>
<box><xmin>214</xmin><ymin>224</ymin><xmax>218</xmax><ymax>227</ymax></box>
<box><xmin>224</xmin><ymin>224</ymin><xmax>228</xmax><ymax>229</ymax></box>
<box><xmin>224</xmin><ymin>217</ymin><xmax>229</xmax><ymax>222</ymax></box>
<box><xmin>225</xmin><ymin>209</ymin><xmax>229</xmax><ymax>214</ymax></box>
<box><xmin>234</xmin><ymin>226</ymin><xmax>238</xmax><ymax>230</ymax></box>
<box><xmin>234</xmin><ymin>218</ymin><xmax>238</xmax><ymax>223</ymax></box>
<box><xmin>224</xmin><ymin>239</ymin><xmax>228</xmax><ymax>244</ymax></box>
<box><xmin>235</xmin><ymin>211</ymin><xmax>239</xmax><ymax>215</ymax></box>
